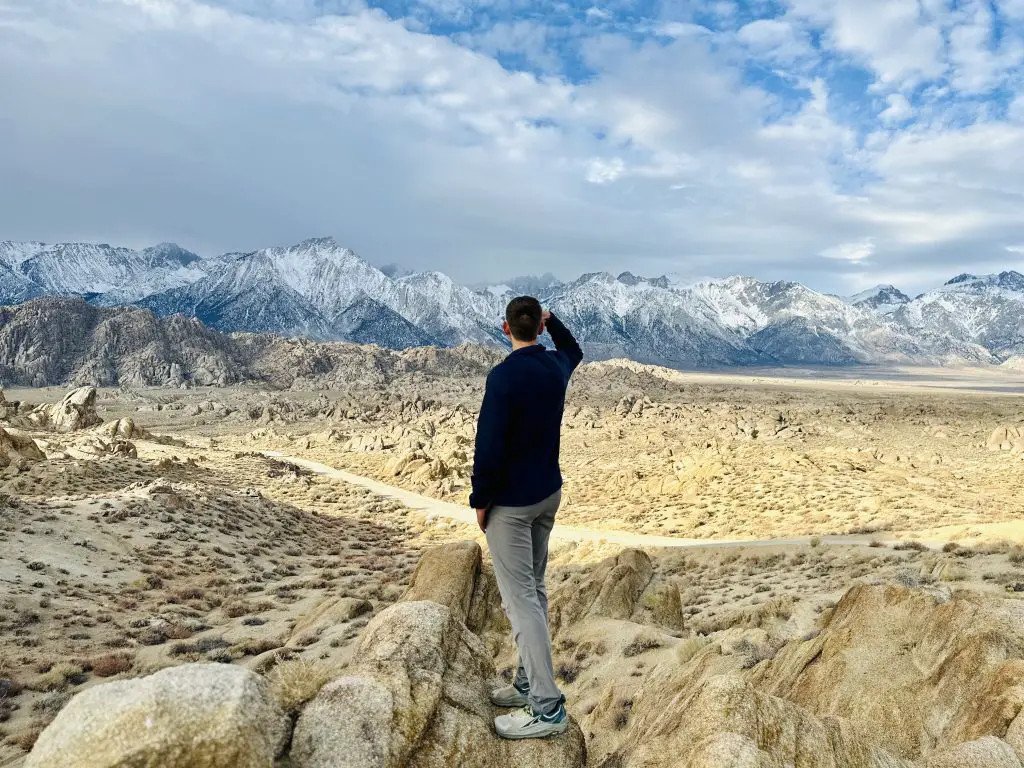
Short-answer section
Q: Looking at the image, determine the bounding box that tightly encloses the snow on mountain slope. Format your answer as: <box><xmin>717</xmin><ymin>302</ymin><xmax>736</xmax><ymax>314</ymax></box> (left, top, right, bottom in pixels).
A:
<box><xmin>545</xmin><ymin>272</ymin><xmax>759</xmax><ymax>366</ymax></box>
<box><xmin>394</xmin><ymin>271</ymin><xmax>506</xmax><ymax>346</ymax></box>
<box><xmin>677</xmin><ymin>277</ymin><xmax>894</xmax><ymax>363</ymax></box>
<box><xmin>140</xmin><ymin>252</ymin><xmax>337</xmax><ymax>339</ymax></box>
<box><xmin>0</xmin><ymin>237</ymin><xmax>1019</xmax><ymax>366</ymax></box>
<box><xmin>0</xmin><ymin>263</ymin><xmax>44</xmax><ymax>305</ymax></box>
<box><xmin>894</xmin><ymin>271</ymin><xmax>1024</xmax><ymax>358</ymax></box>
<box><xmin>845</xmin><ymin>284</ymin><xmax>912</xmax><ymax>314</ymax></box>
<box><xmin>334</xmin><ymin>295</ymin><xmax>436</xmax><ymax>349</ymax></box>
<box><xmin>0</xmin><ymin>240</ymin><xmax>208</xmax><ymax>303</ymax></box>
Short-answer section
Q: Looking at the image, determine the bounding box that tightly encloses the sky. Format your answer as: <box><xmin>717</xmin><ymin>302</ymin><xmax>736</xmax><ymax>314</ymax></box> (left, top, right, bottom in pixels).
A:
<box><xmin>1</xmin><ymin>0</ymin><xmax>1023</xmax><ymax>295</ymax></box>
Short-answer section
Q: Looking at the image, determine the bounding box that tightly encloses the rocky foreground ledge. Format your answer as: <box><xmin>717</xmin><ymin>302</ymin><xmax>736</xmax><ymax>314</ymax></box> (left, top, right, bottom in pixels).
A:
<box><xmin>23</xmin><ymin>535</ymin><xmax>1024</xmax><ymax>768</ymax></box>
<box><xmin>24</xmin><ymin>541</ymin><xmax>586</xmax><ymax>768</ymax></box>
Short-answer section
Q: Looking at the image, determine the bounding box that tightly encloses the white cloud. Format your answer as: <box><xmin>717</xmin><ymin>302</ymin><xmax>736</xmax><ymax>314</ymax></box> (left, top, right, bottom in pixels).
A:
<box><xmin>947</xmin><ymin>0</ymin><xmax>1024</xmax><ymax>94</ymax></box>
<box><xmin>585</xmin><ymin>157</ymin><xmax>625</xmax><ymax>184</ymax></box>
<box><xmin>1011</xmin><ymin>95</ymin><xmax>1024</xmax><ymax>122</ymax></box>
<box><xmin>788</xmin><ymin>0</ymin><xmax>946</xmax><ymax>88</ymax></box>
<box><xmin>879</xmin><ymin>93</ymin><xmax>913</xmax><ymax>123</ymax></box>
<box><xmin>821</xmin><ymin>239</ymin><xmax>875</xmax><ymax>262</ymax></box>
<box><xmin>736</xmin><ymin>18</ymin><xmax>810</xmax><ymax>62</ymax></box>
<box><xmin>998</xmin><ymin>0</ymin><xmax>1024</xmax><ymax>20</ymax></box>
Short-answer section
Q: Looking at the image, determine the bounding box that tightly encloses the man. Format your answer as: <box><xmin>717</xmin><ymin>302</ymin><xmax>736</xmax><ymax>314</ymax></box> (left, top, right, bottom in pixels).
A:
<box><xmin>470</xmin><ymin>296</ymin><xmax>584</xmax><ymax>740</ymax></box>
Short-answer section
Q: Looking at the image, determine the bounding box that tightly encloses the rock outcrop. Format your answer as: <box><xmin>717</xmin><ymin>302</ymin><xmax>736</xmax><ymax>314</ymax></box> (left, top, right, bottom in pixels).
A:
<box><xmin>401</xmin><ymin>540</ymin><xmax>482</xmax><ymax>623</ymax></box>
<box><xmin>26</xmin><ymin>664</ymin><xmax>289</xmax><ymax>767</ymax></box>
<box><xmin>291</xmin><ymin>600</ymin><xmax>586</xmax><ymax>768</ymax></box>
<box><xmin>47</xmin><ymin>386</ymin><xmax>103</xmax><ymax>432</ymax></box>
<box><xmin>0</xmin><ymin>426</ymin><xmax>45</xmax><ymax>470</ymax></box>
<box><xmin>602</xmin><ymin>676</ymin><xmax>913</xmax><ymax>768</ymax></box>
<box><xmin>988</xmin><ymin>426</ymin><xmax>1024</xmax><ymax>452</ymax></box>
<box><xmin>754</xmin><ymin>584</ymin><xmax>1024</xmax><ymax>760</ymax></box>
<box><xmin>926</xmin><ymin>737</ymin><xmax>1024</xmax><ymax>768</ymax></box>
<box><xmin>549</xmin><ymin>549</ymin><xmax>654</xmax><ymax>634</ymax></box>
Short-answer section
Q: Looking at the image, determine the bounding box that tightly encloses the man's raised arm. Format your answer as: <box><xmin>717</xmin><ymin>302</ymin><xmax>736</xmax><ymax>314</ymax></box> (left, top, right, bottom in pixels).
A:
<box><xmin>544</xmin><ymin>311</ymin><xmax>584</xmax><ymax>373</ymax></box>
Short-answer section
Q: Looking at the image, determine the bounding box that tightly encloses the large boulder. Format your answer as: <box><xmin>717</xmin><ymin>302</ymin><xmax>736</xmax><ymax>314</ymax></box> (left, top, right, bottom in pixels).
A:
<box><xmin>402</xmin><ymin>541</ymin><xmax>482</xmax><ymax>624</ymax></box>
<box><xmin>0</xmin><ymin>389</ymin><xmax>17</xmax><ymax>421</ymax></box>
<box><xmin>291</xmin><ymin>601</ymin><xmax>586</xmax><ymax>768</ymax></box>
<box><xmin>94</xmin><ymin>416</ymin><xmax>152</xmax><ymax>441</ymax></box>
<box><xmin>48</xmin><ymin>386</ymin><xmax>103</xmax><ymax>432</ymax></box>
<box><xmin>988</xmin><ymin>426</ymin><xmax>1024</xmax><ymax>452</ymax></box>
<box><xmin>0</xmin><ymin>426</ymin><xmax>45</xmax><ymax>469</ymax></box>
<box><xmin>549</xmin><ymin>549</ymin><xmax>654</xmax><ymax>634</ymax></box>
<box><xmin>926</xmin><ymin>737</ymin><xmax>1023</xmax><ymax>768</ymax></box>
<box><xmin>26</xmin><ymin>664</ymin><xmax>290</xmax><ymax>768</ymax></box>
<box><xmin>754</xmin><ymin>584</ymin><xmax>1024</xmax><ymax>760</ymax></box>
<box><xmin>601</xmin><ymin>676</ymin><xmax>913</xmax><ymax>768</ymax></box>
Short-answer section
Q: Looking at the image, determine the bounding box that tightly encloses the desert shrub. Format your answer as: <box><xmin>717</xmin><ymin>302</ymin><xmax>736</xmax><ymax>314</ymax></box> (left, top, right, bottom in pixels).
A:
<box><xmin>675</xmin><ymin>635</ymin><xmax>711</xmax><ymax>664</ymax></box>
<box><xmin>894</xmin><ymin>541</ymin><xmax>928</xmax><ymax>552</ymax></box>
<box><xmin>137</xmin><ymin>627</ymin><xmax>168</xmax><ymax>646</ymax></box>
<box><xmin>10</xmin><ymin>721</ymin><xmax>45</xmax><ymax>752</ymax></box>
<box><xmin>91</xmin><ymin>654</ymin><xmax>134</xmax><ymax>678</ymax></box>
<box><xmin>623</xmin><ymin>633</ymin><xmax>663</xmax><ymax>658</ymax></box>
<box><xmin>613</xmin><ymin>699</ymin><xmax>633</xmax><ymax>730</ymax></box>
<box><xmin>234</xmin><ymin>639</ymin><xmax>280</xmax><ymax>657</ymax></box>
<box><xmin>29</xmin><ymin>663</ymin><xmax>85</xmax><ymax>692</ymax></box>
<box><xmin>268</xmin><ymin>659</ymin><xmax>332</xmax><ymax>714</ymax></box>
<box><xmin>31</xmin><ymin>691</ymin><xmax>72</xmax><ymax>716</ymax></box>
<box><xmin>555</xmin><ymin>662</ymin><xmax>581</xmax><ymax>684</ymax></box>
<box><xmin>164</xmin><ymin>623</ymin><xmax>193</xmax><ymax>641</ymax></box>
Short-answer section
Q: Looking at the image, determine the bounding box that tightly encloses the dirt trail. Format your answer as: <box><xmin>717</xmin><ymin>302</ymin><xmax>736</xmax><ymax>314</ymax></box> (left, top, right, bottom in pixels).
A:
<box><xmin>265</xmin><ymin>452</ymin><xmax>910</xmax><ymax>551</ymax></box>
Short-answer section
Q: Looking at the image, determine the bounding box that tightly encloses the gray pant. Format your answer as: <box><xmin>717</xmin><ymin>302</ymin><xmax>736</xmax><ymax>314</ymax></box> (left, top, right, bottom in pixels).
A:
<box><xmin>485</xmin><ymin>488</ymin><xmax>563</xmax><ymax>716</ymax></box>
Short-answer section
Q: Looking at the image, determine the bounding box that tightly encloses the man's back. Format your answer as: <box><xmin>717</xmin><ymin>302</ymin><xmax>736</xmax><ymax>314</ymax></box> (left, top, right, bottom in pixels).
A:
<box><xmin>469</xmin><ymin>313</ymin><xmax>583</xmax><ymax>510</ymax></box>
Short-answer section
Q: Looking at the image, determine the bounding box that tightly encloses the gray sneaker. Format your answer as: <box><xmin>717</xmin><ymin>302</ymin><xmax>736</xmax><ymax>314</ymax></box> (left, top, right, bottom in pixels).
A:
<box><xmin>494</xmin><ymin>702</ymin><xmax>569</xmax><ymax>740</ymax></box>
<box><xmin>490</xmin><ymin>683</ymin><xmax>529</xmax><ymax>708</ymax></box>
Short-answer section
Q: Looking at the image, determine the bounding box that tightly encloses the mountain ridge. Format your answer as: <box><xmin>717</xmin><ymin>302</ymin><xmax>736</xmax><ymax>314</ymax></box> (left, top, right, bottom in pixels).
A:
<box><xmin>0</xmin><ymin>237</ymin><xmax>1021</xmax><ymax>367</ymax></box>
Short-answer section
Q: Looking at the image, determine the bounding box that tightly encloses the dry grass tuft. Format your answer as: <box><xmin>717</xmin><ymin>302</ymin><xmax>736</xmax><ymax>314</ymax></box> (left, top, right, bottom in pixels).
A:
<box><xmin>675</xmin><ymin>635</ymin><xmax>712</xmax><ymax>664</ymax></box>
<box><xmin>267</xmin><ymin>658</ymin><xmax>333</xmax><ymax>714</ymax></box>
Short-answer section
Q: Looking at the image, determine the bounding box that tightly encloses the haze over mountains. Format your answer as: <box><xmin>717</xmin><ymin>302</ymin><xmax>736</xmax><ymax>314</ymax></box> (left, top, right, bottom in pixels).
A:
<box><xmin>2</xmin><ymin>237</ymin><xmax>1023</xmax><ymax>369</ymax></box>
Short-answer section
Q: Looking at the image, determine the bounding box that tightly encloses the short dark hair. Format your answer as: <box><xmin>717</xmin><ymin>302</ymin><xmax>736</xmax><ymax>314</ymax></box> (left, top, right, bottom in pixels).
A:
<box><xmin>505</xmin><ymin>296</ymin><xmax>543</xmax><ymax>342</ymax></box>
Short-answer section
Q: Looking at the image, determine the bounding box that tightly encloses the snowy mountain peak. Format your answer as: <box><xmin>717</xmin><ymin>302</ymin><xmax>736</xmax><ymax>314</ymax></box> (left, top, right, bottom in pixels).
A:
<box><xmin>617</xmin><ymin>272</ymin><xmax>670</xmax><ymax>289</ymax></box>
<box><xmin>846</xmin><ymin>284</ymin><xmax>912</xmax><ymax>313</ymax></box>
<box><xmin>141</xmin><ymin>243</ymin><xmax>201</xmax><ymax>267</ymax></box>
<box><xmin>939</xmin><ymin>270</ymin><xmax>1024</xmax><ymax>294</ymax></box>
<box><xmin>945</xmin><ymin>273</ymin><xmax>977</xmax><ymax>285</ymax></box>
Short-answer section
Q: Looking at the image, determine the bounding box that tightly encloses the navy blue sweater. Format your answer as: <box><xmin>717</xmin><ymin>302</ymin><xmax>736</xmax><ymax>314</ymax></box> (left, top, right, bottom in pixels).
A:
<box><xmin>469</xmin><ymin>313</ymin><xmax>584</xmax><ymax>510</ymax></box>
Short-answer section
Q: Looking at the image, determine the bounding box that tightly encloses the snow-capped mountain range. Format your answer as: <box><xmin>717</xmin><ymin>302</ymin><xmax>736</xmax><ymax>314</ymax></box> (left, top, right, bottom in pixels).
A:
<box><xmin>2</xmin><ymin>237</ymin><xmax>1022</xmax><ymax>368</ymax></box>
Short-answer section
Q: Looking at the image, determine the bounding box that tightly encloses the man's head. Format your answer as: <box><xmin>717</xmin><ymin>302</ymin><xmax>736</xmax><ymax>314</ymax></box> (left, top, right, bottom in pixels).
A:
<box><xmin>504</xmin><ymin>296</ymin><xmax>544</xmax><ymax>342</ymax></box>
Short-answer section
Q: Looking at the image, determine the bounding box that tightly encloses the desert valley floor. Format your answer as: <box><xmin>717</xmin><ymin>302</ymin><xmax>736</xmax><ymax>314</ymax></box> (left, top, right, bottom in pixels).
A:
<box><xmin>3</xmin><ymin>360</ymin><xmax>1024</xmax><ymax>767</ymax></box>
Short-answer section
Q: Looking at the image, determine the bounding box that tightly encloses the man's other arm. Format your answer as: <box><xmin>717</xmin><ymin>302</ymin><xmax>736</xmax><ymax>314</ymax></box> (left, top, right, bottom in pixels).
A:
<box><xmin>545</xmin><ymin>311</ymin><xmax>584</xmax><ymax>373</ymax></box>
<box><xmin>469</xmin><ymin>368</ymin><xmax>511</xmax><ymax>512</ymax></box>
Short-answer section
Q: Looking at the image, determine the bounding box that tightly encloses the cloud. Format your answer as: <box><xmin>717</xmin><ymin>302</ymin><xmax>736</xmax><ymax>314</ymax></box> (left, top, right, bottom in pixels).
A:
<box><xmin>879</xmin><ymin>93</ymin><xmax>913</xmax><ymax>124</ymax></box>
<box><xmin>821</xmin><ymin>239</ymin><xmax>875</xmax><ymax>262</ymax></box>
<box><xmin>736</xmin><ymin>18</ymin><xmax>810</xmax><ymax>62</ymax></box>
<box><xmin>585</xmin><ymin>157</ymin><xmax>626</xmax><ymax>184</ymax></box>
<box><xmin>0</xmin><ymin>0</ymin><xmax>1022</xmax><ymax>297</ymax></box>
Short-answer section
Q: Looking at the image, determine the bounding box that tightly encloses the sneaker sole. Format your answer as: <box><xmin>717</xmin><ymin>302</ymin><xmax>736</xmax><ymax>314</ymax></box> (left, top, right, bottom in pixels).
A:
<box><xmin>490</xmin><ymin>695</ymin><xmax>529</xmax><ymax>708</ymax></box>
<box><xmin>496</xmin><ymin>724</ymin><xmax>569</xmax><ymax>740</ymax></box>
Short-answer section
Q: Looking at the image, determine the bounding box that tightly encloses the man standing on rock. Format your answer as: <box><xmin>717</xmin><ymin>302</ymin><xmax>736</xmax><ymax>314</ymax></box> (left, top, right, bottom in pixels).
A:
<box><xmin>470</xmin><ymin>296</ymin><xmax>584</xmax><ymax>740</ymax></box>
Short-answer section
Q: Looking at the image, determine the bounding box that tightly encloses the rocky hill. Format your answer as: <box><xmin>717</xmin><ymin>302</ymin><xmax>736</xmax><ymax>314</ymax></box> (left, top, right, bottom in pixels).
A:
<box><xmin>0</xmin><ymin>297</ymin><xmax>504</xmax><ymax>389</ymax></box>
<box><xmin>2</xmin><ymin>238</ymin><xmax>1022</xmax><ymax>366</ymax></box>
